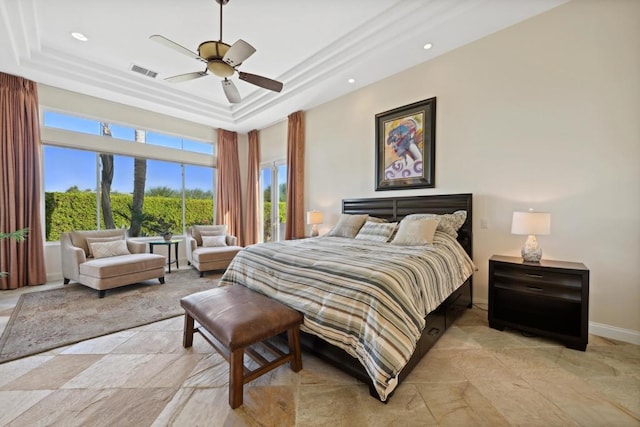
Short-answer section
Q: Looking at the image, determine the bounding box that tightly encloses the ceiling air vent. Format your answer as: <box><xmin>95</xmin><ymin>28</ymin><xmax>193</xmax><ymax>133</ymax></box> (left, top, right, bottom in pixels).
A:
<box><xmin>130</xmin><ymin>64</ymin><xmax>158</xmax><ymax>79</ymax></box>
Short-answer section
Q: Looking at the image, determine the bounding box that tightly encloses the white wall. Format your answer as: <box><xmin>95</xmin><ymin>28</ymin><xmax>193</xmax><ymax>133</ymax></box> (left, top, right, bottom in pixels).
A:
<box><xmin>260</xmin><ymin>0</ymin><xmax>640</xmax><ymax>341</ymax></box>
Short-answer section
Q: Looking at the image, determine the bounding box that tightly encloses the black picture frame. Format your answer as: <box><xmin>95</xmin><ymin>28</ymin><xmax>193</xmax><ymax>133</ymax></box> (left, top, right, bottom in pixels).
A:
<box><xmin>375</xmin><ymin>97</ymin><xmax>436</xmax><ymax>191</ymax></box>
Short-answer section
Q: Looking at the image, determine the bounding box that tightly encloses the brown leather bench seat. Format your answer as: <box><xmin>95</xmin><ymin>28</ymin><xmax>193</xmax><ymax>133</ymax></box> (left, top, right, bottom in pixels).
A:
<box><xmin>180</xmin><ymin>285</ymin><xmax>303</xmax><ymax>408</ymax></box>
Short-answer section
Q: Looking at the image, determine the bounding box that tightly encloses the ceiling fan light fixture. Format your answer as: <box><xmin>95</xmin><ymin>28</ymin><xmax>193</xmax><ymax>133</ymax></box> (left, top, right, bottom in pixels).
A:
<box><xmin>208</xmin><ymin>60</ymin><xmax>234</xmax><ymax>78</ymax></box>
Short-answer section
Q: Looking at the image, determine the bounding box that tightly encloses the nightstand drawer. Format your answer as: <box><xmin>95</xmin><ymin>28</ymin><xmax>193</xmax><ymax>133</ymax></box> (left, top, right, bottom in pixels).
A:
<box><xmin>492</xmin><ymin>266</ymin><xmax>582</xmax><ymax>301</ymax></box>
<box><xmin>493</xmin><ymin>265</ymin><xmax>582</xmax><ymax>288</ymax></box>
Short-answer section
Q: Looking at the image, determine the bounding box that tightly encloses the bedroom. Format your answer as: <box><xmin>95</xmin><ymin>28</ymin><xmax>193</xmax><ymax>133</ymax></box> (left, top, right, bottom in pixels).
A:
<box><xmin>0</xmin><ymin>0</ymin><xmax>638</xmax><ymax>424</ymax></box>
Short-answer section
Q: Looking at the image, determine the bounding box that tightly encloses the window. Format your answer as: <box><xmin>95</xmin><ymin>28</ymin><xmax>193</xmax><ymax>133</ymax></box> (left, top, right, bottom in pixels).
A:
<box><xmin>42</xmin><ymin>111</ymin><xmax>216</xmax><ymax>241</ymax></box>
<box><xmin>43</xmin><ymin>146</ymin><xmax>98</xmax><ymax>242</ymax></box>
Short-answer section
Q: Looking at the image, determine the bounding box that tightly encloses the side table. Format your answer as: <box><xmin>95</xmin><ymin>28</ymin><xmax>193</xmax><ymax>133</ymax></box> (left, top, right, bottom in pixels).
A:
<box><xmin>488</xmin><ymin>255</ymin><xmax>589</xmax><ymax>351</ymax></box>
<box><xmin>149</xmin><ymin>239</ymin><xmax>181</xmax><ymax>273</ymax></box>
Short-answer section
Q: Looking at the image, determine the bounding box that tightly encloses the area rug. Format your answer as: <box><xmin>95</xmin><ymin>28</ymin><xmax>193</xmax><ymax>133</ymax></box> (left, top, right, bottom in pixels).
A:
<box><xmin>0</xmin><ymin>269</ymin><xmax>220</xmax><ymax>364</ymax></box>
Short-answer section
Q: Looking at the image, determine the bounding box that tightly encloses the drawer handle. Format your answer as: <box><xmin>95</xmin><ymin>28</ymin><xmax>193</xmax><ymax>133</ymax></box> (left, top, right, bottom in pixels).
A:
<box><xmin>525</xmin><ymin>273</ymin><xmax>543</xmax><ymax>279</ymax></box>
<box><xmin>527</xmin><ymin>286</ymin><xmax>544</xmax><ymax>291</ymax></box>
<box><xmin>428</xmin><ymin>327</ymin><xmax>440</xmax><ymax>336</ymax></box>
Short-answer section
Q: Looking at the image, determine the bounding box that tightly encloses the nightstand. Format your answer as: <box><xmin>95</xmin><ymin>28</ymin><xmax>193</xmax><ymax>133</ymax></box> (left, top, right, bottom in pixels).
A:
<box><xmin>488</xmin><ymin>255</ymin><xmax>589</xmax><ymax>351</ymax></box>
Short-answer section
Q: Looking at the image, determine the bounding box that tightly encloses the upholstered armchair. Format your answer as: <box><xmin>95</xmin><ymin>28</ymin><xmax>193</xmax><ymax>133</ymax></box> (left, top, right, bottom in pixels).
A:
<box><xmin>186</xmin><ymin>225</ymin><xmax>242</xmax><ymax>277</ymax></box>
<box><xmin>60</xmin><ymin>229</ymin><xmax>166</xmax><ymax>297</ymax></box>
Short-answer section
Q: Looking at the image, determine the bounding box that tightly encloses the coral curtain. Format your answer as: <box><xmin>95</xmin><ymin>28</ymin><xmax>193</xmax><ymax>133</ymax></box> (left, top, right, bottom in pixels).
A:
<box><xmin>285</xmin><ymin>111</ymin><xmax>305</xmax><ymax>240</ymax></box>
<box><xmin>244</xmin><ymin>130</ymin><xmax>260</xmax><ymax>246</ymax></box>
<box><xmin>0</xmin><ymin>72</ymin><xmax>47</xmax><ymax>289</ymax></box>
<box><xmin>214</xmin><ymin>129</ymin><xmax>244</xmax><ymax>246</ymax></box>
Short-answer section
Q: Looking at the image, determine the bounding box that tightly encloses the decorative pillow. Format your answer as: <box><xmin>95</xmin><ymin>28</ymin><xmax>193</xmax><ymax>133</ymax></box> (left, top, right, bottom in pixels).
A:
<box><xmin>392</xmin><ymin>217</ymin><xmax>440</xmax><ymax>246</ymax></box>
<box><xmin>327</xmin><ymin>214</ymin><xmax>368</xmax><ymax>238</ymax></box>
<box><xmin>355</xmin><ymin>221</ymin><xmax>397</xmax><ymax>242</ymax></box>
<box><xmin>202</xmin><ymin>235</ymin><xmax>227</xmax><ymax>247</ymax></box>
<box><xmin>90</xmin><ymin>240</ymin><xmax>131</xmax><ymax>259</ymax></box>
<box><xmin>192</xmin><ymin>225</ymin><xmax>227</xmax><ymax>246</ymax></box>
<box><xmin>70</xmin><ymin>230</ymin><xmax>125</xmax><ymax>257</ymax></box>
<box><xmin>404</xmin><ymin>210</ymin><xmax>467</xmax><ymax>238</ymax></box>
<box><xmin>85</xmin><ymin>236</ymin><xmax>123</xmax><ymax>258</ymax></box>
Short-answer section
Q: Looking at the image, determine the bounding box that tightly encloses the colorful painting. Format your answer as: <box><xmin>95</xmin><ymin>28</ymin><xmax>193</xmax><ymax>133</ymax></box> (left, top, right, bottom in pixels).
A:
<box><xmin>375</xmin><ymin>98</ymin><xmax>436</xmax><ymax>190</ymax></box>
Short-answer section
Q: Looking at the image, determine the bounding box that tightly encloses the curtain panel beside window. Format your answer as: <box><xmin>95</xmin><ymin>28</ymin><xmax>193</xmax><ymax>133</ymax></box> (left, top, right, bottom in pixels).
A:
<box><xmin>285</xmin><ymin>111</ymin><xmax>305</xmax><ymax>240</ymax></box>
<box><xmin>0</xmin><ymin>72</ymin><xmax>47</xmax><ymax>289</ymax></box>
<box><xmin>245</xmin><ymin>130</ymin><xmax>260</xmax><ymax>246</ymax></box>
<box><xmin>215</xmin><ymin>129</ymin><xmax>243</xmax><ymax>245</ymax></box>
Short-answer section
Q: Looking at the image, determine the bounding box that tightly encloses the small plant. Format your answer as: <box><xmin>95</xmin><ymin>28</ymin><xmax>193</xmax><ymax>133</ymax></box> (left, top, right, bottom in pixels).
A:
<box><xmin>0</xmin><ymin>228</ymin><xmax>28</xmax><ymax>277</ymax></box>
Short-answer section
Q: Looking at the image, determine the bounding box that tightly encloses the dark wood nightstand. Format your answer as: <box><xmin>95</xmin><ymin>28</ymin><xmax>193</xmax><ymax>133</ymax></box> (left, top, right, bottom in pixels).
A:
<box><xmin>488</xmin><ymin>255</ymin><xmax>589</xmax><ymax>351</ymax></box>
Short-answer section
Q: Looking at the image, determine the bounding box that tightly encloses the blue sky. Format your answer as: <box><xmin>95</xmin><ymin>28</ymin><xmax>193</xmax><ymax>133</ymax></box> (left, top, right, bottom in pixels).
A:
<box><xmin>44</xmin><ymin>112</ymin><xmax>214</xmax><ymax>193</ymax></box>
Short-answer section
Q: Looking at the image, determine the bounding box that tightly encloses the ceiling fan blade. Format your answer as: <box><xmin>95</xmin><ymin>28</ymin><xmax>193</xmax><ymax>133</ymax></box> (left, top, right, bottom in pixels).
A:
<box><xmin>165</xmin><ymin>71</ymin><xmax>208</xmax><ymax>83</ymax></box>
<box><xmin>238</xmin><ymin>71</ymin><xmax>283</xmax><ymax>93</ymax></box>
<box><xmin>150</xmin><ymin>35</ymin><xmax>205</xmax><ymax>63</ymax></box>
<box><xmin>223</xmin><ymin>39</ymin><xmax>256</xmax><ymax>67</ymax></box>
<box><xmin>222</xmin><ymin>79</ymin><xmax>241</xmax><ymax>103</ymax></box>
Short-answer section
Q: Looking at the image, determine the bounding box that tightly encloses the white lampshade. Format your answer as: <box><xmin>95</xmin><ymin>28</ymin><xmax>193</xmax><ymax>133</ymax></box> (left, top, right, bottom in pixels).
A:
<box><xmin>511</xmin><ymin>211</ymin><xmax>551</xmax><ymax>236</ymax></box>
<box><xmin>511</xmin><ymin>210</ymin><xmax>551</xmax><ymax>263</ymax></box>
<box><xmin>307</xmin><ymin>211</ymin><xmax>323</xmax><ymax>225</ymax></box>
<box><xmin>307</xmin><ymin>211</ymin><xmax>323</xmax><ymax>237</ymax></box>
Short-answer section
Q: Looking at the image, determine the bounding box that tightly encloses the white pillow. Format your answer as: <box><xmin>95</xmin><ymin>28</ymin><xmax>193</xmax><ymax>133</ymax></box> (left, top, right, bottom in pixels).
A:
<box><xmin>85</xmin><ymin>236</ymin><xmax>123</xmax><ymax>258</ymax></box>
<box><xmin>355</xmin><ymin>221</ymin><xmax>397</xmax><ymax>242</ymax></box>
<box><xmin>202</xmin><ymin>235</ymin><xmax>227</xmax><ymax>247</ymax></box>
<box><xmin>404</xmin><ymin>210</ymin><xmax>467</xmax><ymax>238</ymax></box>
<box><xmin>327</xmin><ymin>214</ymin><xmax>368</xmax><ymax>238</ymax></box>
<box><xmin>392</xmin><ymin>218</ymin><xmax>440</xmax><ymax>246</ymax></box>
<box><xmin>90</xmin><ymin>240</ymin><xmax>131</xmax><ymax>259</ymax></box>
<box><xmin>192</xmin><ymin>225</ymin><xmax>227</xmax><ymax>246</ymax></box>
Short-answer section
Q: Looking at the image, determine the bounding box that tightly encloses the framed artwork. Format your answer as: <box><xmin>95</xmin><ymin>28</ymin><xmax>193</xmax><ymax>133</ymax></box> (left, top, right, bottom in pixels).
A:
<box><xmin>375</xmin><ymin>97</ymin><xmax>436</xmax><ymax>191</ymax></box>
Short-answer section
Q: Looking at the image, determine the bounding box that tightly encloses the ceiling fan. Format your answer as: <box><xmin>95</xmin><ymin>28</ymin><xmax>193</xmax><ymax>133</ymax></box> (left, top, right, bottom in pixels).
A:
<box><xmin>150</xmin><ymin>0</ymin><xmax>283</xmax><ymax>103</ymax></box>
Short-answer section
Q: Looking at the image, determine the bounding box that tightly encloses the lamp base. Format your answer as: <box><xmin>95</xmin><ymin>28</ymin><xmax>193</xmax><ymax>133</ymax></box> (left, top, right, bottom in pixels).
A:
<box><xmin>311</xmin><ymin>224</ymin><xmax>319</xmax><ymax>237</ymax></box>
<box><xmin>522</xmin><ymin>234</ymin><xmax>542</xmax><ymax>262</ymax></box>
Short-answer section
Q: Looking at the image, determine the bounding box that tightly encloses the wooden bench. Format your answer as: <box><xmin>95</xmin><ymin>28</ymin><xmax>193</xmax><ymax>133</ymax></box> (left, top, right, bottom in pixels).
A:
<box><xmin>180</xmin><ymin>285</ymin><xmax>303</xmax><ymax>408</ymax></box>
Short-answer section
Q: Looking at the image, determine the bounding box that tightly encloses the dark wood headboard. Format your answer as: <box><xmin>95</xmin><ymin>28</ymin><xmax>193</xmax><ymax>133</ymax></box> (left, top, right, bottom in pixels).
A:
<box><xmin>342</xmin><ymin>193</ymin><xmax>473</xmax><ymax>258</ymax></box>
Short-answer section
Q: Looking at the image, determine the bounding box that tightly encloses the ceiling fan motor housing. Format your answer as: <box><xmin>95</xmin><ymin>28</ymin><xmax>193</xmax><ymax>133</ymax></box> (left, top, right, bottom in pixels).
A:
<box><xmin>198</xmin><ymin>41</ymin><xmax>234</xmax><ymax>77</ymax></box>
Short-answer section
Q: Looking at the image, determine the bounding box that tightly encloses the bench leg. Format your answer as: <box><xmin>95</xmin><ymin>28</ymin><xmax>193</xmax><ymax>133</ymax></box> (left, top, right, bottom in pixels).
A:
<box><xmin>183</xmin><ymin>313</ymin><xmax>194</xmax><ymax>348</ymax></box>
<box><xmin>287</xmin><ymin>325</ymin><xmax>302</xmax><ymax>372</ymax></box>
<box><xmin>229</xmin><ymin>348</ymin><xmax>245</xmax><ymax>409</ymax></box>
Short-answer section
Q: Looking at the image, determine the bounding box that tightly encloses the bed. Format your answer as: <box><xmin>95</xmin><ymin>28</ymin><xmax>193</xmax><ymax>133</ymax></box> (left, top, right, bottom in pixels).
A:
<box><xmin>220</xmin><ymin>193</ymin><xmax>474</xmax><ymax>401</ymax></box>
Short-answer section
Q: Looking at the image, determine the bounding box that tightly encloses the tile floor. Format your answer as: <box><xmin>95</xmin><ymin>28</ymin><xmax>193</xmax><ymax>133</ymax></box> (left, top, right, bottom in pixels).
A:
<box><xmin>0</xmin><ymin>275</ymin><xmax>639</xmax><ymax>426</ymax></box>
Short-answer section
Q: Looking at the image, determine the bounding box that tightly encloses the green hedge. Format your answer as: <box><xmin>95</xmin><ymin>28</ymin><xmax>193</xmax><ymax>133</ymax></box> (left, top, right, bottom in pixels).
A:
<box><xmin>45</xmin><ymin>192</ymin><xmax>213</xmax><ymax>241</ymax></box>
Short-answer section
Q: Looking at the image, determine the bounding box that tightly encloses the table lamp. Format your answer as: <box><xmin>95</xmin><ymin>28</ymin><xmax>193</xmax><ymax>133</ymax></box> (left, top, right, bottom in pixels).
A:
<box><xmin>511</xmin><ymin>210</ymin><xmax>551</xmax><ymax>262</ymax></box>
<box><xmin>306</xmin><ymin>211</ymin><xmax>323</xmax><ymax>237</ymax></box>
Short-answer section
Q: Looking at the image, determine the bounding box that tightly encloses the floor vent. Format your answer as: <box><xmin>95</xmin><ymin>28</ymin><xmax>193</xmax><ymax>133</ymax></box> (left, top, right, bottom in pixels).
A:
<box><xmin>130</xmin><ymin>64</ymin><xmax>158</xmax><ymax>79</ymax></box>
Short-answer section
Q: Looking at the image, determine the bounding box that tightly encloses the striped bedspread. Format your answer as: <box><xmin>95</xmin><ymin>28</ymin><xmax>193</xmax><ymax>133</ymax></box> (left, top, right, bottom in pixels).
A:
<box><xmin>219</xmin><ymin>231</ymin><xmax>475</xmax><ymax>400</ymax></box>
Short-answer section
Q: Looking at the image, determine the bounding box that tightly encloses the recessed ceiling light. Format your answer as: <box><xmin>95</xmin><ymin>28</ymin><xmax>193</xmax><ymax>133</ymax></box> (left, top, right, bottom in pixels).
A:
<box><xmin>71</xmin><ymin>32</ymin><xmax>88</xmax><ymax>42</ymax></box>
<box><xmin>423</xmin><ymin>43</ymin><xmax>433</xmax><ymax>50</ymax></box>
<box><xmin>347</xmin><ymin>78</ymin><xmax>355</xmax><ymax>84</ymax></box>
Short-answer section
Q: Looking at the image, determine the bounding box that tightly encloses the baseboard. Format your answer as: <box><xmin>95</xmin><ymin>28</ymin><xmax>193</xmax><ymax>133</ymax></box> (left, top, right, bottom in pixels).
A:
<box><xmin>472</xmin><ymin>297</ymin><xmax>639</xmax><ymax>345</ymax></box>
<box><xmin>589</xmin><ymin>322</ymin><xmax>640</xmax><ymax>345</ymax></box>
